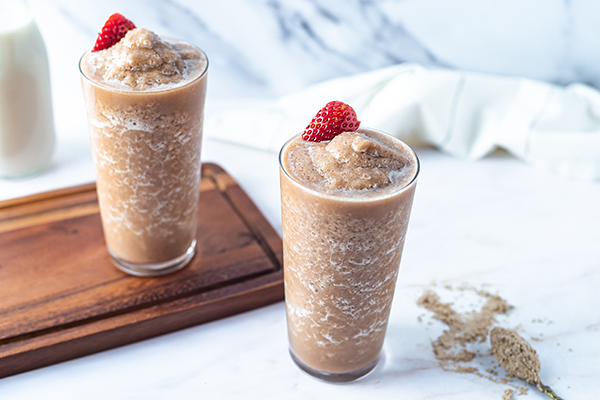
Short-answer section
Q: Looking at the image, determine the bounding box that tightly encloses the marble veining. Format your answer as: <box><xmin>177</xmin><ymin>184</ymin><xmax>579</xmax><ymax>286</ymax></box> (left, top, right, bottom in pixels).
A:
<box><xmin>0</xmin><ymin>1</ymin><xmax>598</xmax><ymax>398</ymax></box>
<box><xmin>31</xmin><ymin>0</ymin><xmax>600</xmax><ymax>102</ymax></box>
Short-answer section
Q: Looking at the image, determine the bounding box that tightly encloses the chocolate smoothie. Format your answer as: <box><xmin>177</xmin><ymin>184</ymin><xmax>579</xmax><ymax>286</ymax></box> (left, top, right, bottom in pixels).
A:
<box><xmin>80</xmin><ymin>28</ymin><xmax>208</xmax><ymax>276</ymax></box>
<box><xmin>280</xmin><ymin>128</ymin><xmax>419</xmax><ymax>380</ymax></box>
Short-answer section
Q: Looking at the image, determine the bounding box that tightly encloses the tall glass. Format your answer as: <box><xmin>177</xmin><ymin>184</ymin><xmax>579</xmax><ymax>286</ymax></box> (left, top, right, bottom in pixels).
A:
<box><xmin>79</xmin><ymin>48</ymin><xmax>208</xmax><ymax>277</ymax></box>
<box><xmin>279</xmin><ymin>128</ymin><xmax>419</xmax><ymax>381</ymax></box>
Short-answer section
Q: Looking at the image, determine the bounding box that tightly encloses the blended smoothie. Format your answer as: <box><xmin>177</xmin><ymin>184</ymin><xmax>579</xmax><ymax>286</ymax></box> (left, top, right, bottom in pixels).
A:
<box><xmin>80</xmin><ymin>27</ymin><xmax>208</xmax><ymax>275</ymax></box>
<box><xmin>280</xmin><ymin>128</ymin><xmax>418</xmax><ymax>379</ymax></box>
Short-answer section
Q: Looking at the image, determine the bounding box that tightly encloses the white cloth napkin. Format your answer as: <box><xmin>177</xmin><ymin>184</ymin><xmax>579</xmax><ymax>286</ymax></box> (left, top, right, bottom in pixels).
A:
<box><xmin>205</xmin><ymin>63</ymin><xmax>600</xmax><ymax>181</ymax></box>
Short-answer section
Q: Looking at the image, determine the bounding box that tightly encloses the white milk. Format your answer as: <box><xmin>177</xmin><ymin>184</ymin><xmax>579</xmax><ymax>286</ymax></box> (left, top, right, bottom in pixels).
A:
<box><xmin>0</xmin><ymin>0</ymin><xmax>55</xmax><ymax>178</ymax></box>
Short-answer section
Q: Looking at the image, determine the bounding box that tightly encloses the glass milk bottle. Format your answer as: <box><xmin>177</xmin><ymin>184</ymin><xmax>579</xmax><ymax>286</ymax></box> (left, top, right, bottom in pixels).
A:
<box><xmin>0</xmin><ymin>0</ymin><xmax>55</xmax><ymax>178</ymax></box>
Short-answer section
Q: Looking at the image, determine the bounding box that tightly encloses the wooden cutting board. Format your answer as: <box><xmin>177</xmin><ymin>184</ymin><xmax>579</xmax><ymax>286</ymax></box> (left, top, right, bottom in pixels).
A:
<box><xmin>0</xmin><ymin>163</ymin><xmax>284</xmax><ymax>379</ymax></box>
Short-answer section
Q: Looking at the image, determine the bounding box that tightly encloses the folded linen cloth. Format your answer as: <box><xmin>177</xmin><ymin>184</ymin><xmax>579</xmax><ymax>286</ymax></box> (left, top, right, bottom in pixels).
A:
<box><xmin>205</xmin><ymin>63</ymin><xmax>600</xmax><ymax>181</ymax></box>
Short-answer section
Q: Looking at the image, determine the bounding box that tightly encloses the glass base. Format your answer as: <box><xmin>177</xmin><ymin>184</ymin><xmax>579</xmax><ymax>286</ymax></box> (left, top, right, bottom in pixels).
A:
<box><xmin>108</xmin><ymin>240</ymin><xmax>196</xmax><ymax>277</ymax></box>
<box><xmin>290</xmin><ymin>350</ymin><xmax>380</xmax><ymax>383</ymax></box>
<box><xmin>0</xmin><ymin>159</ymin><xmax>51</xmax><ymax>180</ymax></box>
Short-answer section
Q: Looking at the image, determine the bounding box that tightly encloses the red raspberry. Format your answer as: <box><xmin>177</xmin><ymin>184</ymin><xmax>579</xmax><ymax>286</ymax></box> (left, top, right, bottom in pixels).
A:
<box><xmin>92</xmin><ymin>13</ymin><xmax>136</xmax><ymax>52</ymax></box>
<box><xmin>302</xmin><ymin>101</ymin><xmax>361</xmax><ymax>142</ymax></box>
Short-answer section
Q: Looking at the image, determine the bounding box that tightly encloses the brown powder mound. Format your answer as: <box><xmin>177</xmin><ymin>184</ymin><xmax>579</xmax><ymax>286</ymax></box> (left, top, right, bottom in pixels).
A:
<box><xmin>490</xmin><ymin>327</ymin><xmax>541</xmax><ymax>383</ymax></box>
<box><xmin>417</xmin><ymin>285</ymin><xmax>565</xmax><ymax>399</ymax></box>
<box><xmin>417</xmin><ymin>288</ymin><xmax>513</xmax><ymax>367</ymax></box>
<box><xmin>417</xmin><ymin>285</ymin><xmax>525</xmax><ymax>398</ymax></box>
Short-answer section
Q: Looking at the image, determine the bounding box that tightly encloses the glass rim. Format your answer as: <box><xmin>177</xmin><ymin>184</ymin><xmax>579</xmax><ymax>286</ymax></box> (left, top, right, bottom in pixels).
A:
<box><xmin>78</xmin><ymin>42</ymin><xmax>209</xmax><ymax>94</ymax></box>
<box><xmin>278</xmin><ymin>127</ymin><xmax>420</xmax><ymax>202</ymax></box>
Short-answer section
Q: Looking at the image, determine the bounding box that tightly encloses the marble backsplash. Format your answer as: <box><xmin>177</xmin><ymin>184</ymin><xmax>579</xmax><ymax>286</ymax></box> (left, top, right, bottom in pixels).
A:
<box><xmin>30</xmin><ymin>0</ymin><xmax>600</xmax><ymax>99</ymax></box>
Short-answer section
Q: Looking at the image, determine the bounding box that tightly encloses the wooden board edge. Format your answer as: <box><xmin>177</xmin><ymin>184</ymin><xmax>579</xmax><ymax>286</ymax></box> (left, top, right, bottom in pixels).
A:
<box><xmin>0</xmin><ymin>183</ymin><xmax>97</xmax><ymax>210</ymax></box>
<box><xmin>0</xmin><ymin>270</ymin><xmax>284</xmax><ymax>379</ymax></box>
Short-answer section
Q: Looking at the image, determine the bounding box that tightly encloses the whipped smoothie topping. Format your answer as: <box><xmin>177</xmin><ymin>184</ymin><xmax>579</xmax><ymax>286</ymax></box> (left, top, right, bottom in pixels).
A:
<box><xmin>284</xmin><ymin>129</ymin><xmax>417</xmax><ymax>196</ymax></box>
<box><xmin>82</xmin><ymin>28</ymin><xmax>206</xmax><ymax>90</ymax></box>
<box><xmin>284</xmin><ymin>101</ymin><xmax>417</xmax><ymax>196</ymax></box>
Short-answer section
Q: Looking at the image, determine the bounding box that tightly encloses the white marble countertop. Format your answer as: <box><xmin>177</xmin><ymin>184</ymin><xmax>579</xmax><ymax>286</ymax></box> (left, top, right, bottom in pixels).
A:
<box><xmin>2</xmin><ymin>138</ymin><xmax>599</xmax><ymax>399</ymax></box>
<box><xmin>1</xmin><ymin>1</ymin><xmax>600</xmax><ymax>398</ymax></box>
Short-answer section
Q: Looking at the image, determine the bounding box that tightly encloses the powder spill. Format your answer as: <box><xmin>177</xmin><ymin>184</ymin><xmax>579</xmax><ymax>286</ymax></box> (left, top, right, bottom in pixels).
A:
<box><xmin>417</xmin><ymin>284</ymin><xmax>565</xmax><ymax>400</ymax></box>
<box><xmin>503</xmin><ymin>388</ymin><xmax>514</xmax><ymax>400</ymax></box>
<box><xmin>417</xmin><ymin>284</ymin><xmax>522</xmax><ymax>397</ymax></box>
<box><xmin>417</xmin><ymin>285</ymin><xmax>513</xmax><ymax>369</ymax></box>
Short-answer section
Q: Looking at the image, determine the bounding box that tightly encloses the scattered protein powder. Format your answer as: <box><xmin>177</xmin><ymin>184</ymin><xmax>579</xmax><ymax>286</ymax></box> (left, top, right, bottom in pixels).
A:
<box><xmin>417</xmin><ymin>284</ymin><xmax>513</xmax><ymax>370</ymax></box>
<box><xmin>417</xmin><ymin>284</ymin><xmax>522</xmax><ymax>396</ymax></box>
<box><xmin>417</xmin><ymin>284</ymin><xmax>565</xmax><ymax>400</ymax></box>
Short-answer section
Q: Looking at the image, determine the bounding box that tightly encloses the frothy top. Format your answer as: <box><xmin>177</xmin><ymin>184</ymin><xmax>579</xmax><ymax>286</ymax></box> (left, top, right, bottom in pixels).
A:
<box><xmin>283</xmin><ymin>129</ymin><xmax>418</xmax><ymax>197</ymax></box>
<box><xmin>81</xmin><ymin>28</ymin><xmax>206</xmax><ymax>90</ymax></box>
